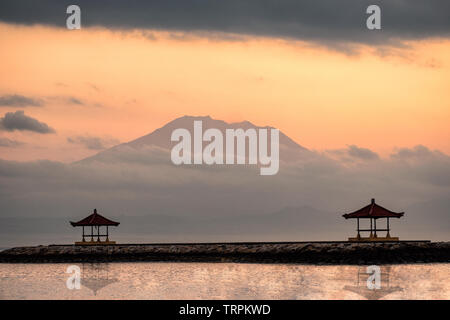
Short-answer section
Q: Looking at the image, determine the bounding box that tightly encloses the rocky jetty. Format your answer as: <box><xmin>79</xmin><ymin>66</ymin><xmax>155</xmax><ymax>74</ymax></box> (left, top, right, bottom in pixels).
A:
<box><xmin>0</xmin><ymin>241</ymin><xmax>449</xmax><ymax>264</ymax></box>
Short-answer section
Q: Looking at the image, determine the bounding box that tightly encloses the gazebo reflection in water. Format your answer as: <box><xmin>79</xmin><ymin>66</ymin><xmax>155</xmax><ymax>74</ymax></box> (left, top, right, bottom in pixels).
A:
<box><xmin>343</xmin><ymin>265</ymin><xmax>403</xmax><ymax>300</ymax></box>
<box><xmin>80</xmin><ymin>263</ymin><xmax>119</xmax><ymax>296</ymax></box>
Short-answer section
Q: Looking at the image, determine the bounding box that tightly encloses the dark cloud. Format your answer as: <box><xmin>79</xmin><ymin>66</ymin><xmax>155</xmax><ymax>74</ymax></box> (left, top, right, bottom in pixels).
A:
<box><xmin>391</xmin><ymin>145</ymin><xmax>434</xmax><ymax>159</ymax></box>
<box><xmin>0</xmin><ymin>137</ymin><xmax>24</xmax><ymax>147</ymax></box>
<box><xmin>0</xmin><ymin>94</ymin><xmax>87</xmax><ymax>107</ymax></box>
<box><xmin>0</xmin><ymin>110</ymin><xmax>55</xmax><ymax>134</ymax></box>
<box><xmin>67</xmin><ymin>135</ymin><xmax>120</xmax><ymax>150</ymax></box>
<box><xmin>45</xmin><ymin>96</ymin><xmax>85</xmax><ymax>106</ymax></box>
<box><xmin>67</xmin><ymin>97</ymin><xmax>83</xmax><ymax>105</ymax></box>
<box><xmin>389</xmin><ymin>145</ymin><xmax>450</xmax><ymax>187</ymax></box>
<box><xmin>347</xmin><ymin>145</ymin><xmax>379</xmax><ymax>160</ymax></box>
<box><xmin>0</xmin><ymin>1</ymin><xmax>449</xmax><ymax>47</ymax></box>
<box><xmin>0</xmin><ymin>94</ymin><xmax>43</xmax><ymax>107</ymax></box>
<box><xmin>326</xmin><ymin>145</ymin><xmax>379</xmax><ymax>161</ymax></box>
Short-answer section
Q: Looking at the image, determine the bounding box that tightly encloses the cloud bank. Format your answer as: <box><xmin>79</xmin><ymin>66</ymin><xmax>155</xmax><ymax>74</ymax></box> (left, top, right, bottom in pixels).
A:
<box><xmin>0</xmin><ymin>1</ymin><xmax>449</xmax><ymax>47</ymax></box>
<box><xmin>67</xmin><ymin>135</ymin><xmax>120</xmax><ymax>150</ymax></box>
<box><xmin>0</xmin><ymin>143</ymin><xmax>448</xmax><ymax>243</ymax></box>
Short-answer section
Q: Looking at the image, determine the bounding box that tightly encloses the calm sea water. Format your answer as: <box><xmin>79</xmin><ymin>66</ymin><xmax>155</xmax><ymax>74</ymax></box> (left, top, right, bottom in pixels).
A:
<box><xmin>0</xmin><ymin>262</ymin><xmax>448</xmax><ymax>299</ymax></box>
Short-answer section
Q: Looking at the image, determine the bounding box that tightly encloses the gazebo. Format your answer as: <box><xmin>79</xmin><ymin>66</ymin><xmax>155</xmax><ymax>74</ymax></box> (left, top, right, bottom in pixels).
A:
<box><xmin>70</xmin><ymin>209</ymin><xmax>120</xmax><ymax>245</ymax></box>
<box><xmin>342</xmin><ymin>198</ymin><xmax>404</xmax><ymax>242</ymax></box>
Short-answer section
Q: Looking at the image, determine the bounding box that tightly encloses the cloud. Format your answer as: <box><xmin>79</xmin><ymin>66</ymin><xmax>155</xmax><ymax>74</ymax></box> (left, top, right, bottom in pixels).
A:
<box><xmin>0</xmin><ymin>94</ymin><xmax>43</xmax><ymax>107</ymax></box>
<box><xmin>347</xmin><ymin>145</ymin><xmax>379</xmax><ymax>160</ymax></box>
<box><xmin>388</xmin><ymin>145</ymin><xmax>450</xmax><ymax>187</ymax></box>
<box><xmin>0</xmin><ymin>143</ymin><xmax>448</xmax><ymax>243</ymax></box>
<box><xmin>86</xmin><ymin>83</ymin><xmax>101</xmax><ymax>92</ymax></box>
<box><xmin>67</xmin><ymin>135</ymin><xmax>120</xmax><ymax>150</ymax></box>
<box><xmin>0</xmin><ymin>94</ymin><xmax>87</xmax><ymax>108</ymax></box>
<box><xmin>0</xmin><ymin>137</ymin><xmax>24</xmax><ymax>147</ymax></box>
<box><xmin>0</xmin><ymin>1</ymin><xmax>449</xmax><ymax>48</ymax></box>
<box><xmin>67</xmin><ymin>97</ymin><xmax>83</xmax><ymax>105</ymax></box>
<box><xmin>45</xmin><ymin>96</ymin><xmax>85</xmax><ymax>106</ymax></box>
<box><xmin>326</xmin><ymin>145</ymin><xmax>379</xmax><ymax>161</ymax></box>
<box><xmin>391</xmin><ymin>145</ymin><xmax>435</xmax><ymax>159</ymax></box>
<box><xmin>0</xmin><ymin>110</ymin><xmax>55</xmax><ymax>133</ymax></box>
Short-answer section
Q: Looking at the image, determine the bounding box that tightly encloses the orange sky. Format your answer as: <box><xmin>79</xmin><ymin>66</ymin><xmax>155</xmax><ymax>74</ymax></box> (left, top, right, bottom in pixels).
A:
<box><xmin>0</xmin><ymin>23</ymin><xmax>449</xmax><ymax>162</ymax></box>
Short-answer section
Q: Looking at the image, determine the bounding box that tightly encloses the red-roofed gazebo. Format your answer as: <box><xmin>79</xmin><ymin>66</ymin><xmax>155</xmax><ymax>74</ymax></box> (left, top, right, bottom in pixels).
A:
<box><xmin>343</xmin><ymin>199</ymin><xmax>404</xmax><ymax>242</ymax></box>
<box><xmin>70</xmin><ymin>209</ymin><xmax>120</xmax><ymax>245</ymax></box>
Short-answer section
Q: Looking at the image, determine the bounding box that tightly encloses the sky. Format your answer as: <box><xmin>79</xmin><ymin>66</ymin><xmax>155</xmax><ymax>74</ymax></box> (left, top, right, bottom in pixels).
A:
<box><xmin>0</xmin><ymin>1</ymin><xmax>449</xmax><ymax>161</ymax></box>
<box><xmin>0</xmin><ymin>1</ymin><xmax>449</xmax><ymax>244</ymax></box>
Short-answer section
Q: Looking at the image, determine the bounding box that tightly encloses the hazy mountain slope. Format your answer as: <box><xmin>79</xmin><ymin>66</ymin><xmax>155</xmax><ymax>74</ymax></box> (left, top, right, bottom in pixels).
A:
<box><xmin>78</xmin><ymin>115</ymin><xmax>309</xmax><ymax>164</ymax></box>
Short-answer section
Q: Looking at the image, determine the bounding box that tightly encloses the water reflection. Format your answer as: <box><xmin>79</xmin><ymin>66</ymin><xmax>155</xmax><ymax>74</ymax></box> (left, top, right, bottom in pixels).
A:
<box><xmin>342</xmin><ymin>266</ymin><xmax>403</xmax><ymax>300</ymax></box>
<box><xmin>0</xmin><ymin>263</ymin><xmax>448</xmax><ymax>299</ymax></box>
<box><xmin>80</xmin><ymin>263</ymin><xmax>119</xmax><ymax>296</ymax></box>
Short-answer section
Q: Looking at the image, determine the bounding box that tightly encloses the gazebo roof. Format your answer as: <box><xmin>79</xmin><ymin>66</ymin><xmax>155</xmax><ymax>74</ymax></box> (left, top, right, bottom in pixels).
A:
<box><xmin>70</xmin><ymin>209</ymin><xmax>120</xmax><ymax>227</ymax></box>
<box><xmin>342</xmin><ymin>199</ymin><xmax>404</xmax><ymax>219</ymax></box>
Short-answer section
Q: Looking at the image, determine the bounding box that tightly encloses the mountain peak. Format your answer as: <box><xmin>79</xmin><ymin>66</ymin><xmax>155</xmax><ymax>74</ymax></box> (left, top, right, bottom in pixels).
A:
<box><xmin>181</xmin><ymin>115</ymin><xmax>212</xmax><ymax>120</ymax></box>
<box><xmin>79</xmin><ymin>115</ymin><xmax>308</xmax><ymax>163</ymax></box>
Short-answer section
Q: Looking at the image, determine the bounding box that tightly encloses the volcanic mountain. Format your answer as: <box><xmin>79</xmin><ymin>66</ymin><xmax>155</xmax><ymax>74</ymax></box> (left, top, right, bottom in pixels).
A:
<box><xmin>79</xmin><ymin>115</ymin><xmax>310</xmax><ymax>164</ymax></box>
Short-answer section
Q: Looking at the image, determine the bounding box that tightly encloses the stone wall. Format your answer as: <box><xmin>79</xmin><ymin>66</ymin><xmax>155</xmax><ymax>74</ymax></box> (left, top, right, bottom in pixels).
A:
<box><xmin>0</xmin><ymin>241</ymin><xmax>449</xmax><ymax>264</ymax></box>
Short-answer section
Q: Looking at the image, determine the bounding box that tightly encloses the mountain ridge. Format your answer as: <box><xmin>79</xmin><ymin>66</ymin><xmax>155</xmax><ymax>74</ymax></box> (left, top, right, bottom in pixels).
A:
<box><xmin>78</xmin><ymin>115</ymin><xmax>308</xmax><ymax>164</ymax></box>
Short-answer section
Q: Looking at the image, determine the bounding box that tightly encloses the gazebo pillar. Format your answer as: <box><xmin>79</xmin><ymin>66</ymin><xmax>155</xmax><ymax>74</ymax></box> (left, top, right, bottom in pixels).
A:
<box><xmin>387</xmin><ymin>217</ymin><xmax>390</xmax><ymax>238</ymax></box>
<box><xmin>357</xmin><ymin>218</ymin><xmax>360</xmax><ymax>239</ymax></box>
<box><xmin>374</xmin><ymin>218</ymin><xmax>377</xmax><ymax>238</ymax></box>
